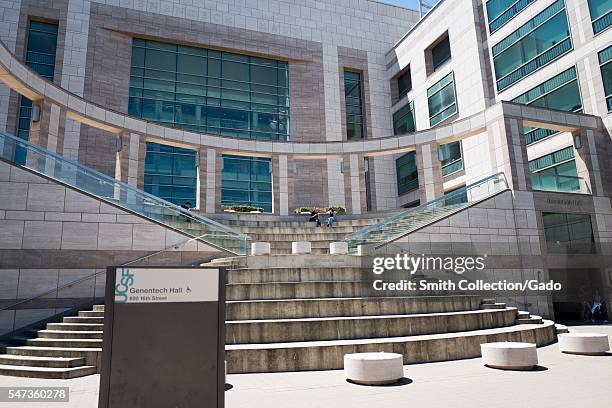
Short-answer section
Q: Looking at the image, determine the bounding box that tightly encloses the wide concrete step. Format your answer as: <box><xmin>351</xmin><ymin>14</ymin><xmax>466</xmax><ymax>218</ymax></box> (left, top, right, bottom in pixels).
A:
<box><xmin>226</xmin><ymin>295</ymin><xmax>482</xmax><ymax>320</ymax></box>
<box><xmin>6</xmin><ymin>346</ymin><xmax>101</xmax><ymax>367</ymax></box>
<box><xmin>239</xmin><ymin>226</ymin><xmax>359</xmax><ymax>234</ymax></box>
<box><xmin>226</xmin><ymin>308</ymin><xmax>518</xmax><ymax>344</ymax></box>
<box><xmin>93</xmin><ymin>305</ymin><xmax>105</xmax><ymax>312</ymax></box>
<box><xmin>481</xmin><ymin>303</ymin><xmax>506</xmax><ymax>310</ymax></box>
<box><xmin>63</xmin><ymin>316</ymin><xmax>104</xmax><ymax>324</ymax></box>
<box><xmin>0</xmin><ymin>354</ymin><xmax>85</xmax><ymax>368</ymax></box>
<box><xmin>79</xmin><ymin>310</ymin><xmax>104</xmax><ymax>317</ymax></box>
<box><xmin>0</xmin><ymin>364</ymin><xmax>97</xmax><ymax>379</ymax></box>
<box><xmin>226</xmin><ymin>280</ymin><xmax>451</xmax><ymax>301</ymax></box>
<box><xmin>224</xmin><ymin>219</ymin><xmax>382</xmax><ymax>229</ymax></box>
<box><xmin>37</xmin><ymin>330</ymin><xmax>103</xmax><ymax>340</ymax></box>
<box><xmin>248</xmin><ymin>232</ymin><xmax>352</xmax><ymax>242</ymax></box>
<box><xmin>225</xmin><ymin>320</ymin><xmax>556</xmax><ymax>373</ymax></box>
<box><xmin>47</xmin><ymin>323</ymin><xmax>104</xmax><ymax>331</ymax></box>
<box><xmin>227</xmin><ymin>267</ymin><xmax>367</xmax><ymax>284</ymax></box>
<box><xmin>23</xmin><ymin>338</ymin><xmax>103</xmax><ymax>348</ymax></box>
<box><xmin>272</xmin><ymin>247</ymin><xmax>329</xmax><ymax>255</ymax></box>
<box><xmin>517</xmin><ymin>315</ymin><xmax>543</xmax><ymax>324</ymax></box>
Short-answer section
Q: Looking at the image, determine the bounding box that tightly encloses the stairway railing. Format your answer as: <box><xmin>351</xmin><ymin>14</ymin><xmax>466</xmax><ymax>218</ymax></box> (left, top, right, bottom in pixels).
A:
<box><xmin>0</xmin><ymin>130</ymin><xmax>248</xmax><ymax>255</ymax></box>
<box><xmin>345</xmin><ymin>172</ymin><xmax>509</xmax><ymax>252</ymax></box>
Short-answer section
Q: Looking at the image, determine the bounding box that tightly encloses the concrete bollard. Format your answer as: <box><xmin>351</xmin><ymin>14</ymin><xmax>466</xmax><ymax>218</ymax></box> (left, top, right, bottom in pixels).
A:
<box><xmin>558</xmin><ymin>333</ymin><xmax>609</xmax><ymax>355</ymax></box>
<box><xmin>344</xmin><ymin>352</ymin><xmax>404</xmax><ymax>385</ymax></box>
<box><xmin>480</xmin><ymin>342</ymin><xmax>538</xmax><ymax>370</ymax></box>
<box><xmin>251</xmin><ymin>242</ymin><xmax>271</xmax><ymax>256</ymax></box>
<box><xmin>330</xmin><ymin>242</ymin><xmax>348</xmax><ymax>255</ymax></box>
<box><xmin>292</xmin><ymin>241</ymin><xmax>312</xmax><ymax>254</ymax></box>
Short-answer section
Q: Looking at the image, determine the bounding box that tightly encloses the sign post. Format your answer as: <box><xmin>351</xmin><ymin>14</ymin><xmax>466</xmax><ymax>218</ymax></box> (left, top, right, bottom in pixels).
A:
<box><xmin>98</xmin><ymin>266</ymin><xmax>225</xmax><ymax>408</ymax></box>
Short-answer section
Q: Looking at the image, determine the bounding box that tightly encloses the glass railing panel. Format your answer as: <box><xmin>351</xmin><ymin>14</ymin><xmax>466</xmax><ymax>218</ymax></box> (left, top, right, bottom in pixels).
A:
<box><xmin>345</xmin><ymin>173</ymin><xmax>509</xmax><ymax>252</ymax></box>
<box><xmin>0</xmin><ymin>130</ymin><xmax>247</xmax><ymax>255</ymax></box>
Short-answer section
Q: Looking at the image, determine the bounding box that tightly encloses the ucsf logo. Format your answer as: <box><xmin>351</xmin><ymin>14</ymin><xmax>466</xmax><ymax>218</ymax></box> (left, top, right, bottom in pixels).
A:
<box><xmin>115</xmin><ymin>268</ymin><xmax>135</xmax><ymax>303</ymax></box>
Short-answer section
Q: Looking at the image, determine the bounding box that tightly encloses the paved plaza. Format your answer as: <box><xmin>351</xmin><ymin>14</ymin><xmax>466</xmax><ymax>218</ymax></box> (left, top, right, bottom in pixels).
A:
<box><xmin>0</xmin><ymin>324</ymin><xmax>609</xmax><ymax>408</ymax></box>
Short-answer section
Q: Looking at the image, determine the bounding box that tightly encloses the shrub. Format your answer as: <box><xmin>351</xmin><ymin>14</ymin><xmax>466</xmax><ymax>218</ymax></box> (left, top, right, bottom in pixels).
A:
<box><xmin>223</xmin><ymin>205</ymin><xmax>263</xmax><ymax>213</ymax></box>
<box><xmin>294</xmin><ymin>205</ymin><xmax>346</xmax><ymax>214</ymax></box>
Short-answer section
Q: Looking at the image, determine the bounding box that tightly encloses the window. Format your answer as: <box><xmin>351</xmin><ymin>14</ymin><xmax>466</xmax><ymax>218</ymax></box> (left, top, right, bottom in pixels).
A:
<box><xmin>529</xmin><ymin>147</ymin><xmax>580</xmax><ymax>192</ymax></box>
<box><xmin>16</xmin><ymin>21</ymin><xmax>58</xmax><ymax>163</ymax></box>
<box><xmin>588</xmin><ymin>0</ymin><xmax>611</xmax><ymax>34</ymax></box>
<box><xmin>396</xmin><ymin>151</ymin><xmax>418</xmax><ymax>195</ymax></box>
<box><xmin>364</xmin><ymin>157</ymin><xmax>372</xmax><ymax>212</ymax></box>
<box><xmin>427</xmin><ymin>72</ymin><xmax>457</xmax><ymax>126</ymax></box>
<box><xmin>599</xmin><ymin>46</ymin><xmax>612</xmax><ymax>112</ymax></box>
<box><xmin>402</xmin><ymin>199</ymin><xmax>421</xmax><ymax>208</ymax></box>
<box><xmin>143</xmin><ymin>142</ymin><xmax>198</xmax><ymax>206</ymax></box>
<box><xmin>512</xmin><ymin>67</ymin><xmax>582</xmax><ymax>145</ymax></box>
<box><xmin>486</xmin><ymin>0</ymin><xmax>537</xmax><ymax>32</ymax></box>
<box><xmin>393</xmin><ymin>101</ymin><xmax>415</xmax><ymax>135</ymax></box>
<box><xmin>431</xmin><ymin>36</ymin><xmax>451</xmax><ymax>72</ymax></box>
<box><xmin>221</xmin><ymin>155</ymin><xmax>272</xmax><ymax>212</ymax></box>
<box><xmin>492</xmin><ymin>0</ymin><xmax>572</xmax><ymax>91</ymax></box>
<box><xmin>439</xmin><ymin>141</ymin><xmax>463</xmax><ymax>176</ymax></box>
<box><xmin>397</xmin><ymin>70</ymin><xmax>412</xmax><ymax>100</ymax></box>
<box><xmin>129</xmin><ymin>39</ymin><xmax>290</xmax><ymax>141</ymax></box>
<box><xmin>344</xmin><ymin>71</ymin><xmax>365</xmax><ymax>140</ymax></box>
<box><xmin>543</xmin><ymin>212</ymin><xmax>595</xmax><ymax>254</ymax></box>
<box><xmin>444</xmin><ymin>185</ymin><xmax>468</xmax><ymax>205</ymax></box>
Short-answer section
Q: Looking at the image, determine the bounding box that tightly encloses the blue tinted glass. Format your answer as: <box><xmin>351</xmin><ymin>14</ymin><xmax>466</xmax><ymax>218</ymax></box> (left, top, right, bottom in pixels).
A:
<box><xmin>129</xmin><ymin>39</ymin><xmax>290</xmax><ymax>141</ymax></box>
<box><xmin>144</xmin><ymin>142</ymin><xmax>197</xmax><ymax>206</ymax></box>
<box><xmin>221</xmin><ymin>154</ymin><xmax>272</xmax><ymax>212</ymax></box>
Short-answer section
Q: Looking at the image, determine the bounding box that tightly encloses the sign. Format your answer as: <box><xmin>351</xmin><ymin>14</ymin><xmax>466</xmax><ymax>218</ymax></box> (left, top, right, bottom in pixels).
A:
<box><xmin>100</xmin><ymin>266</ymin><xmax>225</xmax><ymax>408</ymax></box>
<box><xmin>114</xmin><ymin>267</ymin><xmax>219</xmax><ymax>304</ymax></box>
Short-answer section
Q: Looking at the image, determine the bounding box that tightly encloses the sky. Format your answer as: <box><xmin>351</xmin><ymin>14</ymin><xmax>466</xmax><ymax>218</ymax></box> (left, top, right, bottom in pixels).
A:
<box><xmin>378</xmin><ymin>0</ymin><xmax>438</xmax><ymax>11</ymax></box>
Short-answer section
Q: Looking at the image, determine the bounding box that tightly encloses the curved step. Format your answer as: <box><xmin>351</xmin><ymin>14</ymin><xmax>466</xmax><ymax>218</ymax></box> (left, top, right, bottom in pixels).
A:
<box><xmin>63</xmin><ymin>316</ymin><xmax>104</xmax><ymax>324</ymax></box>
<box><xmin>226</xmin><ymin>295</ymin><xmax>482</xmax><ymax>320</ymax></box>
<box><xmin>227</xmin><ymin>267</ymin><xmax>367</xmax><ymax>284</ymax></box>
<box><xmin>47</xmin><ymin>323</ymin><xmax>104</xmax><ymax>331</ymax></box>
<box><xmin>225</xmin><ymin>320</ymin><xmax>556</xmax><ymax>373</ymax></box>
<box><xmin>23</xmin><ymin>339</ymin><xmax>103</xmax><ymax>348</ymax></box>
<box><xmin>0</xmin><ymin>364</ymin><xmax>97</xmax><ymax>379</ymax></box>
<box><xmin>37</xmin><ymin>330</ymin><xmax>103</xmax><ymax>340</ymax></box>
<box><xmin>226</xmin><ymin>280</ymin><xmax>456</xmax><ymax>301</ymax></box>
<box><xmin>0</xmin><ymin>355</ymin><xmax>85</xmax><ymax>368</ymax></box>
<box><xmin>6</xmin><ymin>346</ymin><xmax>101</xmax><ymax>367</ymax></box>
<box><xmin>226</xmin><ymin>308</ymin><xmax>518</xmax><ymax>344</ymax></box>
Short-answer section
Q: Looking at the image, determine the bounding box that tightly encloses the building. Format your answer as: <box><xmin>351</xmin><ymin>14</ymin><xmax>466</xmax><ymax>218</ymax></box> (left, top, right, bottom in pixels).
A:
<box><xmin>0</xmin><ymin>0</ymin><xmax>610</xmax><ymax>377</ymax></box>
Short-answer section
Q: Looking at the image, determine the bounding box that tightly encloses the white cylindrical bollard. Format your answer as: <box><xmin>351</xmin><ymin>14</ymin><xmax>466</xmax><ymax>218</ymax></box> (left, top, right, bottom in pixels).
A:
<box><xmin>480</xmin><ymin>342</ymin><xmax>538</xmax><ymax>370</ymax></box>
<box><xmin>344</xmin><ymin>352</ymin><xmax>404</xmax><ymax>385</ymax></box>
<box><xmin>292</xmin><ymin>241</ymin><xmax>312</xmax><ymax>254</ymax></box>
<box><xmin>558</xmin><ymin>333</ymin><xmax>609</xmax><ymax>355</ymax></box>
<box><xmin>330</xmin><ymin>242</ymin><xmax>348</xmax><ymax>255</ymax></box>
<box><xmin>251</xmin><ymin>242</ymin><xmax>271</xmax><ymax>256</ymax></box>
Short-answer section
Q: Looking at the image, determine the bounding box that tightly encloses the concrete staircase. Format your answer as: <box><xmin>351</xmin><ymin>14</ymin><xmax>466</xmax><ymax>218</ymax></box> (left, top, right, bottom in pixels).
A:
<box><xmin>198</xmin><ymin>216</ymin><xmax>556</xmax><ymax>373</ymax></box>
<box><xmin>0</xmin><ymin>305</ymin><xmax>103</xmax><ymax>379</ymax></box>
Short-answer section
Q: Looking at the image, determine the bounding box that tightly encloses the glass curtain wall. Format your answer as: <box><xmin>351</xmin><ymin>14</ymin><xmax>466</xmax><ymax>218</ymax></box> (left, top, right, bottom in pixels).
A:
<box><xmin>143</xmin><ymin>142</ymin><xmax>198</xmax><ymax>206</ymax></box>
<box><xmin>543</xmin><ymin>212</ymin><xmax>595</xmax><ymax>253</ymax></box>
<box><xmin>344</xmin><ymin>71</ymin><xmax>365</xmax><ymax>140</ymax></box>
<box><xmin>397</xmin><ymin>70</ymin><xmax>412</xmax><ymax>100</ymax></box>
<box><xmin>486</xmin><ymin>0</ymin><xmax>536</xmax><ymax>32</ymax></box>
<box><xmin>587</xmin><ymin>0</ymin><xmax>611</xmax><ymax>34</ymax></box>
<box><xmin>439</xmin><ymin>141</ymin><xmax>463</xmax><ymax>176</ymax></box>
<box><xmin>599</xmin><ymin>45</ymin><xmax>612</xmax><ymax>112</ymax></box>
<box><xmin>396</xmin><ymin>151</ymin><xmax>418</xmax><ymax>195</ymax></box>
<box><xmin>393</xmin><ymin>101</ymin><xmax>415</xmax><ymax>135</ymax></box>
<box><xmin>221</xmin><ymin>154</ymin><xmax>272</xmax><ymax>212</ymax></box>
<box><xmin>492</xmin><ymin>0</ymin><xmax>571</xmax><ymax>91</ymax></box>
<box><xmin>427</xmin><ymin>72</ymin><xmax>457</xmax><ymax>126</ymax></box>
<box><xmin>529</xmin><ymin>147</ymin><xmax>580</xmax><ymax>192</ymax></box>
<box><xmin>512</xmin><ymin>66</ymin><xmax>582</xmax><ymax>145</ymax></box>
<box><xmin>129</xmin><ymin>39</ymin><xmax>290</xmax><ymax>141</ymax></box>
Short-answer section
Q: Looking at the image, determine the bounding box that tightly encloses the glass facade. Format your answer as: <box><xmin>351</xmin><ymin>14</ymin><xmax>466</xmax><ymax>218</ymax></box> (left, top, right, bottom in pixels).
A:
<box><xmin>431</xmin><ymin>36</ymin><xmax>451</xmax><ymax>71</ymax></box>
<box><xmin>16</xmin><ymin>21</ymin><xmax>58</xmax><ymax>162</ymax></box>
<box><xmin>143</xmin><ymin>142</ymin><xmax>198</xmax><ymax>206</ymax></box>
<box><xmin>221</xmin><ymin>155</ymin><xmax>272</xmax><ymax>212</ymax></box>
<box><xmin>344</xmin><ymin>71</ymin><xmax>365</xmax><ymax>140</ymax></box>
<box><xmin>588</xmin><ymin>0</ymin><xmax>611</xmax><ymax>34</ymax></box>
<box><xmin>393</xmin><ymin>101</ymin><xmax>415</xmax><ymax>135</ymax></box>
<box><xmin>427</xmin><ymin>72</ymin><xmax>457</xmax><ymax>126</ymax></box>
<box><xmin>529</xmin><ymin>147</ymin><xmax>580</xmax><ymax>192</ymax></box>
<box><xmin>396</xmin><ymin>151</ymin><xmax>418</xmax><ymax>195</ymax></box>
<box><xmin>397</xmin><ymin>70</ymin><xmax>412</xmax><ymax>100</ymax></box>
<box><xmin>439</xmin><ymin>141</ymin><xmax>463</xmax><ymax>176</ymax></box>
<box><xmin>445</xmin><ymin>185</ymin><xmax>468</xmax><ymax>205</ymax></box>
<box><xmin>129</xmin><ymin>39</ymin><xmax>290</xmax><ymax>141</ymax></box>
<box><xmin>492</xmin><ymin>0</ymin><xmax>571</xmax><ymax>91</ymax></box>
<box><xmin>599</xmin><ymin>45</ymin><xmax>612</xmax><ymax>112</ymax></box>
<box><xmin>512</xmin><ymin>66</ymin><xmax>582</xmax><ymax>145</ymax></box>
<box><xmin>486</xmin><ymin>0</ymin><xmax>536</xmax><ymax>32</ymax></box>
<box><xmin>543</xmin><ymin>212</ymin><xmax>595</xmax><ymax>254</ymax></box>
